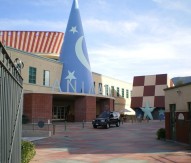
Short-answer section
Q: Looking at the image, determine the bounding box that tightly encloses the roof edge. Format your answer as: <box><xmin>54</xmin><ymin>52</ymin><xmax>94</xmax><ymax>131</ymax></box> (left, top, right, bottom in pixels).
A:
<box><xmin>164</xmin><ymin>82</ymin><xmax>191</xmax><ymax>91</ymax></box>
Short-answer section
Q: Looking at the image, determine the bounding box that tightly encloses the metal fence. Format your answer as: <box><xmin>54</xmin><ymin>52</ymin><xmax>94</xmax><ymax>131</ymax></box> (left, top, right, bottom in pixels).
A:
<box><xmin>22</xmin><ymin>118</ymin><xmax>54</xmax><ymax>137</ymax></box>
<box><xmin>0</xmin><ymin>42</ymin><xmax>23</xmax><ymax>163</ymax></box>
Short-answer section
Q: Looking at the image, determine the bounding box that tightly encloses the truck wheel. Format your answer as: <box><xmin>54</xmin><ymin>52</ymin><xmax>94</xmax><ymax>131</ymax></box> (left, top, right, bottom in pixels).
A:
<box><xmin>105</xmin><ymin>123</ymin><xmax>110</xmax><ymax>129</ymax></box>
<box><xmin>93</xmin><ymin>125</ymin><xmax>97</xmax><ymax>128</ymax></box>
<box><xmin>116</xmin><ymin>121</ymin><xmax>120</xmax><ymax>127</ymax></box>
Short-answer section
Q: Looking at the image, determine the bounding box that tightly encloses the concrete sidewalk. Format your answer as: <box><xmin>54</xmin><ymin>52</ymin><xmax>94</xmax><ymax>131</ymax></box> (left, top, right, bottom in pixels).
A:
<box><xmin>30</xmin><ymin>121</ymin><xmax>191</xmax><ymax>163</ymax></box>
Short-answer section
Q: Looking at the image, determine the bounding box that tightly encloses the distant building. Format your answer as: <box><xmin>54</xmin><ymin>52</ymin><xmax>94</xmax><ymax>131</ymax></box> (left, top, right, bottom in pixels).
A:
<box><xmin>164</xmin><ymin>82</ymin><xmax>191</xmax><ymax>145</ymax></box>
<box><xmin>0</xmin><ymin>0</ymin><xmax>133</xmax><ymax>122</ymax></box>
<box><xmin>3</xmin><ymin>42</ymin><xmax>132</xmax><ymax>122</ymax></box>
<box><xmin>93</xmin><ymin>72</ymin><xmax>133</xmax><ymax>114</ymax></box>
<box><xmin>131</xmin><ymin>74</ymin><xmax>173</xmax><ymax>120</ymax></box>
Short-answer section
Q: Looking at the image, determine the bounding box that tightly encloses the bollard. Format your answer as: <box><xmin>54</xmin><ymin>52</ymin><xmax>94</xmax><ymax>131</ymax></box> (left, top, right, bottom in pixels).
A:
<box><xmin>48</xmin><ymin>119</ymin><xmax>50</xmax><ymax>131</ymax></box>
<box><xmin>53</xmin><ymin>124</ymin><xmax>55</xmax><ymax>135</ymax></box>
<box><xmin>64</xmin><ymin>120</ymin><xmax>67</xmax><ymax>131</ymax></box>
<box><xmin>33</xmin><ymin>123</ymin><xmax>34</xmax><ymax>131</ymax></box>
<box><xmin>82</xmin><ymin>120</ymin><xmax>85</xmax><ymax>128</ymax></box>
<box><xmin>49</xmin><ymin>131</ymin><xmax>51</xmax><ymax>137</ymax></box>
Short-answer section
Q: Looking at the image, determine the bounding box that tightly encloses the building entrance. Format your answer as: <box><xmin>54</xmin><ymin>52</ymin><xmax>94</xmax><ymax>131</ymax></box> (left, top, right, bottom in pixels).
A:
<box><xmin>53</xmin><ymin>106</ymin><xmax>69</xmax><ymax>121</ymax></box>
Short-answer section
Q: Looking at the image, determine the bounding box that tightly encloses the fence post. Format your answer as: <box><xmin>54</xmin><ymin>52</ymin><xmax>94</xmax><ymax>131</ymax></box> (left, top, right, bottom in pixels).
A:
<box><xmin>53</xmin><ymin>124</ymin><xmax>55</xmax><ymax>135</ymax></box>
<box><xmin>0</xmin><ymin>42</ymin><xmax>23</xmax><ymax>163</ymax></box>
<box><xmin>33</xmin><ymin>123</ymin><xmax>34</xmax><ymax>131</ymax></box>
<box><xmin>64</xmin><ymin>120</ymin><xmax>67</xmax><ymax>131</ymax></box>
<box><xmin>82</xmin><ymin>120</ymin><xmax>85</xmax><ymax>128</ymax></box>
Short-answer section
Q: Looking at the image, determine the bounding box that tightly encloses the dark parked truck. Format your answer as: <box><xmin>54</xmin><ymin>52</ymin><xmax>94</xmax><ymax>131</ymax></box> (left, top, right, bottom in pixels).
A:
<box><xmin>92</xmin><ymin>111</ymin><xmax>120</xmax><ymax>129</ymax></box>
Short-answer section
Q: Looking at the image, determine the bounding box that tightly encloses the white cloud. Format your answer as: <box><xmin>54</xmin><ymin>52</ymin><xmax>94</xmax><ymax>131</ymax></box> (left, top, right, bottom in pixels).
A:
<box><xmin>153</xmin><ymin>0</ymin><xmax>191</xmax><ymax>13</ymax></box>
<box><xmin>0</xmin><ymin>19</ymin><xmax>66</xmax><ymax>32</ymax></box>
<box><xmin>89</xmin><ymin>42</ymin><xmax>177</xmax><ymax>63</ymax></box>
<box><xmin>28</xmin><ymin>0</ymin><xmax>69</xmax><ymax>7</ymax></box>
<box><xmin>1</xmin><ymin>0</ymin><xmax>191</xmax><ymax>82</ymax></box>
<box><xmin>85</xmin><ymin>12</ymin><xmax>191</xmax><ymax>58</ymax></box>
<box><xmin>88</xmin><ymin>20</ymin><xmax>191</xmax><ymax>82</ymax></box>
<box><xmin>84</xmin><ymin>19</ymin><xmax>138</xmax><ymax>35</ymax></box>
<box><xmin>97</xmin><ymin>0</ymin><xmax>109</xmax><ymax>8</ymax></box>
<box><xmin>0</xmin><ymin>0</ymin><xmax>69</xmax><ymax>7</ymax></box>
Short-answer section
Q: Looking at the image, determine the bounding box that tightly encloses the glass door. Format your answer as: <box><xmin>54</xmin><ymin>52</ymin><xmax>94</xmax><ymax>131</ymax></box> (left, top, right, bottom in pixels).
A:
<box><xmin>53</xmin><ymin>106</ymin><xmax>68</xmax><ymax>120</ymax></box>
<box><xmin>170</xmin><ymin>104</ymin><xmax>176</xmax><ymax>141</ymax></box>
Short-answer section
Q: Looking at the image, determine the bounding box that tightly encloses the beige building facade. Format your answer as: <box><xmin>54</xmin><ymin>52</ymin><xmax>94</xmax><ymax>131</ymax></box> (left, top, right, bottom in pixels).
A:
<box><xmin>164</xmin><ymin>83</ymin><xmax>191</xmax><ymax>144</ymax></box>
<box><xmin>93</xmin><ymin>72</ymin><xmax>133</xmax><ymax>113</ymax></box>
<box><xmin>6</xmin><ymin>46</ymin><xmax>132</xmax><ymax>122</ymax></box>
<box><xmin>7</xmin><ymin>47</ymin><xmax>63</xmax><ymax>93</ymax></box>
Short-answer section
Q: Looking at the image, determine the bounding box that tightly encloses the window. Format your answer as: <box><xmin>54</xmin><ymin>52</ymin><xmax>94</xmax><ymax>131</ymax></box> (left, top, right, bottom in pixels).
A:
<box><xmin>105</xmin><ymin>84</ymin><xmax>109</xmax><ymax>96</ymax></box>
<box><xmin>98</xmin><ymin>83</ymin><xmax>102</xmax><ymax>94</ymax></box>
<box><xmin>126</xmin><ymin>89</ymin><xmax>129</xmax><ymax>98</ymax></box>
<box><xmin>29</xmin><ymin>67</ymin><xmax>36</xmax><ymax>84</ymax></box>
<box><xmin>111</xmin><ymin>86</ymin><xmax>114</xmax><ymax>97</ymax></box>
<box><xmin>121</xmin><ymin>88</ymin><xmax>124</xmax><ymax>97</ymax></box>
<box><xmin>43</xmin><ymin>70</ymin><xmax>50</xmax><ymax>86</ymax></box>
<box><xmin>117</xmin><ymin>87</ymin><xmax>119</xmax><ymax>97</ymax></box>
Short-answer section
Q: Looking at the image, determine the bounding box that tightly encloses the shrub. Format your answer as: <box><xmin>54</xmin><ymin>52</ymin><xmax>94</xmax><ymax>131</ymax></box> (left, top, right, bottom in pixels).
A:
<box><xmin>21</xmin><ymin>141</ymin><xmax>36</xmax><ymax>163</ymax></box>
<box><xmin>156</xmin><ymin>128</ymin><xmax>166</xmax><ymax>140</ymax></box>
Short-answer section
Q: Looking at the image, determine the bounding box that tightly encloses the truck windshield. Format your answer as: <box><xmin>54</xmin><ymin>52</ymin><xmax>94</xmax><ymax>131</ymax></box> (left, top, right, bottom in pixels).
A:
<box><xmin>98</xmin><ymin>111</ymin><xmax>110</xmax><ymax>118</ymax></box>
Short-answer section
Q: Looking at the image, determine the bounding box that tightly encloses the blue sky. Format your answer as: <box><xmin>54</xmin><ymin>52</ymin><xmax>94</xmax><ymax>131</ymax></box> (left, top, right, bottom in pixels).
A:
<box><xmin>0</xmin><ymin>0</ymin><xmax>191</xmax><ymax>83</ymax></box>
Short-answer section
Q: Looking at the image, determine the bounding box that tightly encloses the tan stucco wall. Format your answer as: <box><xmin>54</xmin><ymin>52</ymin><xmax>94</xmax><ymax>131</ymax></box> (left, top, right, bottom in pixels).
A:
<box><xmin>6</xmin><ymin>47</ymin><xmax>133</xmax><ymax>112</ymax></box>
<box><xmin>165</xmin><ymin>84</ymin><xmax>191</xmax><ymax>112</ymax></box>
<box><xmin>6</xmin><ymin>47</ymin><xmax>63</xmax><ymax>93</ymax></box>
<box><xmin>93</xmin><ymin>72</ymin><xmax>132</xmax><ymax>112</ymax></box>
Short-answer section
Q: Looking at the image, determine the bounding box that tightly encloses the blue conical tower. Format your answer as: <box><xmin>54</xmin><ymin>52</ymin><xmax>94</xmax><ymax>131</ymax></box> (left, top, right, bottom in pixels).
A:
<box><xmin>59</xmin><ymin>0</ymin><xmax>94</xmax><ymax>94</ymax></box>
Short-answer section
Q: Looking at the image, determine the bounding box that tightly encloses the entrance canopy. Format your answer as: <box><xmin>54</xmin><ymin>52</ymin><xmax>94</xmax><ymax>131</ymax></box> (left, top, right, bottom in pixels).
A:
<box><xmin>120</xmin><ymin>108</ymin><xmax>136</xmax><ymax>115</ymax></box>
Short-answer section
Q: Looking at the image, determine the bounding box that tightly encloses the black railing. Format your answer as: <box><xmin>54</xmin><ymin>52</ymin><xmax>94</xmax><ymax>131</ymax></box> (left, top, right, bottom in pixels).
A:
<box><xmin>0</xmin><ymin>42</ymin><xmax>23</xmax><ymax>163</ymax></box>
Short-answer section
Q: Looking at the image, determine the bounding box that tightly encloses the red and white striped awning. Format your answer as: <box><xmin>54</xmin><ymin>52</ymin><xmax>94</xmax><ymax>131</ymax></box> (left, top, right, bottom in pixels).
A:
<box><xmin>0</xmin><ymin>31</ymin><xmax>64</xmax><ymax>55</ymax></box>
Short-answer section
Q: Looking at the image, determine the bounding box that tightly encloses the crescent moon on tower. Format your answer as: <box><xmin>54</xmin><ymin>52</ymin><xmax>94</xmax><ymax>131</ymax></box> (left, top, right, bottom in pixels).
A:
<box><xmin>75</xmin><ymin>36</ymin><xmax>91</xmax><ymax>71</ymax></box>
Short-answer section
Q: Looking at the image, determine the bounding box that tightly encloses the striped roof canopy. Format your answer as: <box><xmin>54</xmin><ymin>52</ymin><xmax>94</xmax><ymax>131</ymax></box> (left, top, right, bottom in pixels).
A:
<box><xmin>0</xmin><ymin>31</ymin><xmax>64</xmax><ymax>57</ymax></box>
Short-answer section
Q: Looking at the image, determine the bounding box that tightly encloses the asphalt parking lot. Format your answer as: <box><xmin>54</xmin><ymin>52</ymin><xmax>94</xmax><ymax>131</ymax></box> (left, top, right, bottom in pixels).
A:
<box><xmin>30</xmin><ymin>121</ymin><xmax>191</xmax><ymax>163</ymax></box>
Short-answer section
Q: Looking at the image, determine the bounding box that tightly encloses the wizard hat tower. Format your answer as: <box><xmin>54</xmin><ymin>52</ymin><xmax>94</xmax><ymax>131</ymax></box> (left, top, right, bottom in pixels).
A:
<box><xmin>59</xmin><ymin>0</ymin><xmax>94</xmax><ymax>94</ymax></box>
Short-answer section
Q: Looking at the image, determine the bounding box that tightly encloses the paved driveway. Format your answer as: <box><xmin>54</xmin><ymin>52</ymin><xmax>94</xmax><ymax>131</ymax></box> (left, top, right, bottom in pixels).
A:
<box><xmin>30</xmin><ymin>121</ymin><xmax>191</xmax><ymax>163</ymax></box>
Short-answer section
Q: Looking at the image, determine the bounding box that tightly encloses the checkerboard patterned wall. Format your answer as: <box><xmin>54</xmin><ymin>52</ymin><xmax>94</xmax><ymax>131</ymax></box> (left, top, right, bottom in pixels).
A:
<box><xmin>131</xmin><ymin>74</ymin><xmax>173</xmax><ymax>108</ymax></box>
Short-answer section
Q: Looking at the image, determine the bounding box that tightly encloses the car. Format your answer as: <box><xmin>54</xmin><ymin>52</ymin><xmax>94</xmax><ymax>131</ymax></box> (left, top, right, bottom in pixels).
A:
<box><xmin>92</xmin><ymin>111</ymin><xmax>120</xmax><ymax>129</ymax></box>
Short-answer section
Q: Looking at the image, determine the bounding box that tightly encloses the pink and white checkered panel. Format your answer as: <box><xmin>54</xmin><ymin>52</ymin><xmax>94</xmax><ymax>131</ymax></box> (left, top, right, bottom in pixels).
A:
<box><xmin>131</xmin><ymin>74</ymin><xmax>168</xmax><ymax>108</ymax></box>
<box><xmin>156</xmin><ymin>74</ymin><xmax>167</xmax><ymax>85</ymax></box>
<box><xmin>154</xmin><ymin>96</ymin><xmax>165</xmax><ymax>107</ymax></box>
<box><xmin>143</xmin><ymin>85</ymin><xmax>155</xmax><ymax>96</ymax></box>
<box><xmin>133</xmin><ymin>76</ymin><xmax>145</xmax><ymax>86</ymax></box>
<box><xmin>131</xmin><ymin>97</ymin><xmax>143</xmax><ymax>108</ymax></box>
